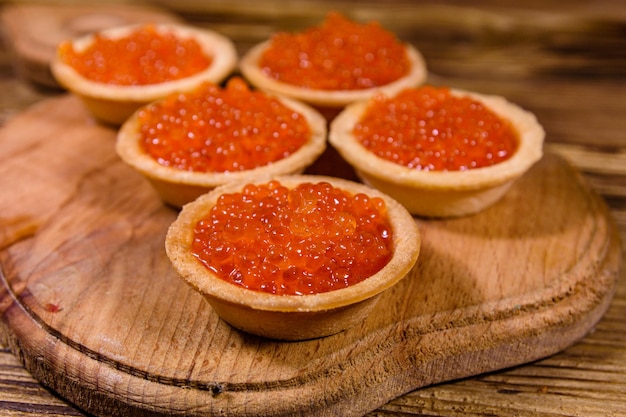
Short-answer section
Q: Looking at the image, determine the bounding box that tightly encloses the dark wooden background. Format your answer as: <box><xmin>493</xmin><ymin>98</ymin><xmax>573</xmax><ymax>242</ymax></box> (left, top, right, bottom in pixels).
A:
<box><xmin>0</xmin><ymin>0</ymin><xmax>624</xmax><ymax>415</ymax></box>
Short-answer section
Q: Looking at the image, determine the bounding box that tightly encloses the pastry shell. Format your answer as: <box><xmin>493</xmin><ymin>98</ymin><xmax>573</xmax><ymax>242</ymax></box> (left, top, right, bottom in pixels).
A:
<box><xmin>116</xmin><ymin>91</ymin><xmax>328</xmax><ymax>208</ymax></box>
<box><xmin>329</xmin><ymin>88</ymin><xmax>545</xmax><ymax>217</ymax></box>
<box><xmin>165</xmin><ymin>175</ymin><xmax>421</xmax><ymax>341</ymax></box>
<box><xmin>240</xmin><ymin>40</ymin><xmax>427</xmax><ymax>119</ymax></box>
<box><xmin>50</xmin><ymin>23</ymin><xmax>237</xmax><ymax>125</ymax></box>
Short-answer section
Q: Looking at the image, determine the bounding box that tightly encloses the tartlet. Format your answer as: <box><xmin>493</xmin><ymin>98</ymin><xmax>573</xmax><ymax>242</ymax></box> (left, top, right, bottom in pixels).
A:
<box><xmin>329</xmin><ymin>86</ymin><xmax>545</xmax><ymax>217</ymax></box>
<box><xmin>165</xmin><ymin>175</ymin><xmax>420</xmax><ymax>340</ymax></box>
<box><xmin>239</xmin><ymin>12</ymin><xmax>427</xmax><ymax>119</ymax></box>
<box><xmin>116</xmin><ymin>78</ymin><xmax>327</xmax><ymax>208</ymax></box>
<box><xmin>50</xmin><ymin>23</ymin><xmax>237</xmax><ymax>125</ymax></box>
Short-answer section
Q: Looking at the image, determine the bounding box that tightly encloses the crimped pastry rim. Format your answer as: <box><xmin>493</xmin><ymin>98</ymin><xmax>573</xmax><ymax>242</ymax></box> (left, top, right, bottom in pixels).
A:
<box><xmin>50</xmin><ymin>23</ymin><xmax>237</xmax><ymax>101</ymax></box>
<box><xmin>239</xmin><ymin>40</ymin><xmax>428</xmax><ymax>107</ymax></box>
<box><xmin>329</xmin><ymin>88</ymin><xmax>545</xmax><ymax>191</ymax></box>
<box><xmin>115</xmin><ymin>93</ymin><xmax>328</xmax><ymax>188</ymax></box>
<box><xmin>165</xmin><ymin>174</ymin><xmax>421</xmax><ymax>313</ymax></box>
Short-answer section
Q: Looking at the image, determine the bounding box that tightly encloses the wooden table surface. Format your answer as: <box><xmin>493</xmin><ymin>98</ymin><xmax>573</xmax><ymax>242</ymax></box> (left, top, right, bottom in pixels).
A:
<box><xmin>0</xmin><ymin>0</ymin><xmax>624</xmax><ymax>416</ymax></box>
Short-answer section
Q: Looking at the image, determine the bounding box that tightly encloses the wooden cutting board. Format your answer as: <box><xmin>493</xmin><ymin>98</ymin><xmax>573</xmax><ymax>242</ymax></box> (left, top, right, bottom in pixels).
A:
<box><xmin>0</xmin><ymin>95</ymin><xmax>620</xmax><ymax>417</ymax></box>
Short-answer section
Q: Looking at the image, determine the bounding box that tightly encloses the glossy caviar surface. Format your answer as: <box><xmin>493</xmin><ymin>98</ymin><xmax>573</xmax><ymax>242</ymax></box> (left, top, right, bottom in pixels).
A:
<box><xmin>353</xmin><ymin>86</ymin><xmax>519</xmax><ymax>171</ymax></box>
<box><xmin>259</xmin><ymin>12</ymin><xmax>410</xmax><ymax>91</ymax></box>
<box><xmin>59</xmin><ymin>24</ymin><xmax>212</xmax><ymax>85</ymax></box>
<box><xmin>138</xmin><ymin>78</ymin><xmax>311</xmax><ymax>173</ymax></box>
<box><xmin>192</xmin><ymin>180</ymin><xmax>394</xmax><ymax>295</ymax></box>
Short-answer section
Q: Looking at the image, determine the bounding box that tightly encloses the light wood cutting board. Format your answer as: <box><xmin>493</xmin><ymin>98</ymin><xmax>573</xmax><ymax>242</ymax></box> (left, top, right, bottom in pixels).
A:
<box><xmin>0</xmin><ymin>95</ymin><xmax>620</xmax><ymax>417</ymax></box>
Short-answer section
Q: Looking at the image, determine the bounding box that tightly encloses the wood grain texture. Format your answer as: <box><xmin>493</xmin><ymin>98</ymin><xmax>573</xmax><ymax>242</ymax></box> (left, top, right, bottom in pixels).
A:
<box><xmin>0</xmin><ymin>92</ymin><xmax>620</xmax><ymax>416</ymax></box>
<box><xmin>0</xmin><ymin>1</ymin><xmax>624</xmax><ymax>416</ymax></box>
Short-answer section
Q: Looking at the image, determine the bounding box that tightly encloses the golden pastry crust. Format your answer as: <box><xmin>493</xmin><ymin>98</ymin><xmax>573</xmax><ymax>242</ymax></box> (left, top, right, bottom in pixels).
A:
<box><xmin>165</xmin><ymin>175</ymin><xmax>420</xmax><ymax>340</ymax></box>
<box><xmin>240</xmin><ymin>40</ymin><xmax>427</xmax><ymax>108</ymax></box>
<box><xmin>51</xmin><ymin>23</ymin><xmax>237</xmax><ymax>125</ymax></box>
<box><xmin>116</xmin><ymin>93</ymin><xmax>328</xmax><ymax>208</ymax></box>
<box><xmin>329</xmin><ymin>88</ymin><xmax>545</xmax><ymax>217</ymax></box>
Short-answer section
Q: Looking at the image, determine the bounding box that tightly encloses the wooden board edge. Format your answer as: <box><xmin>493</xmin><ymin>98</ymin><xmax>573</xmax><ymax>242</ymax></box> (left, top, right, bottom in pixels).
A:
<box><xmin>0</xmin><ymin>214</ymin><xmax>620</xmax><ymax>417</ymax></box>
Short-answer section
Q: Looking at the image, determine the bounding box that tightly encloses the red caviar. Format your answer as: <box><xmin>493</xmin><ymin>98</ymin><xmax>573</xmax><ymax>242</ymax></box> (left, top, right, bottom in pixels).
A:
<box><xmin>259</xmin><ymin>12</ymin><xmax>410</xmax><ymax>91</ymax></box>
<box><xmin>58</xmin><ymin>24</ymin><xmax>212</xmax><ymax>85</ymax></box>
<box><xmin>353</xmin><ymin>86</ymin><xmax>519</xmax><ymax>171</ymax></box>
<box><xmin>191</xmin><ymin>180</ymin><xmax>394</xmax><ymax>295</ymax></box>
<box><xmin>138</xmin><ymin>78</ymin><xmax>311</xmax><ymax>173</ymax></box>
